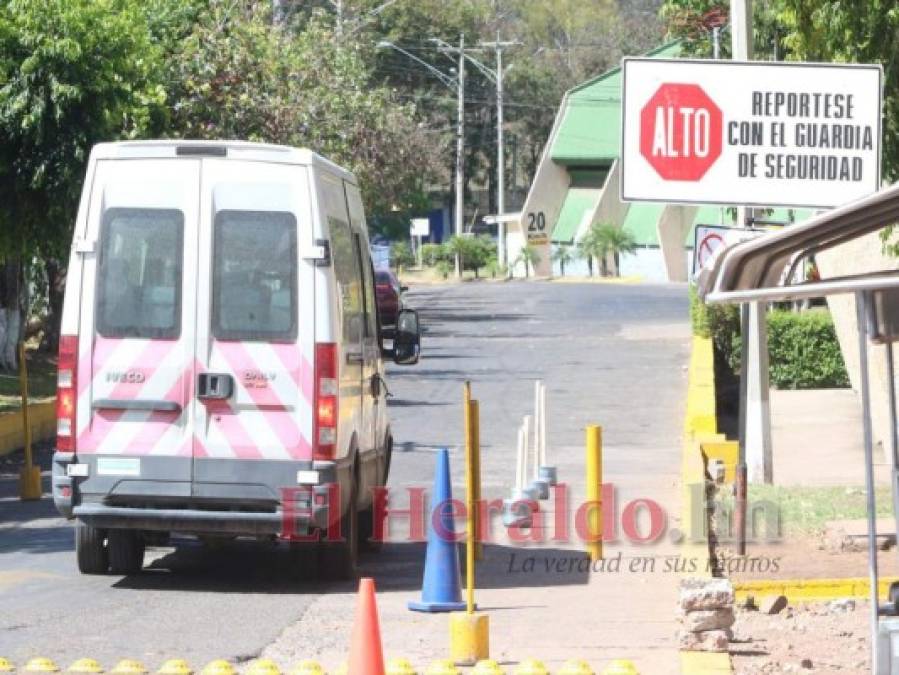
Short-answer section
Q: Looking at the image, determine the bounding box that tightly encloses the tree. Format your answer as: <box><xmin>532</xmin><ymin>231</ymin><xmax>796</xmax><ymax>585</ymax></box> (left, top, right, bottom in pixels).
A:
<box><xmin>391</xmin><ymin>241</ymin><xmax>415</xmax><ymax>272</ymax></box>
<box><xmin>577</xmin><ymin>228</ymin><xmax>601</xmax><ymax>277</ymax></box>
<box><xmin>515</xmin><ymin>244</ymin><xmax>540</xmax><ymax>278</ymax></box>
<box><xmin>595</xmin><ymin>223</ymin><xmax>637</xmax><ymax>277</ymax></box>
<box><xmin>0</xmin><ymin>0</ymin><xmax>166</xmax><ymax>364</ymax></box>
<box><xmin>446</xmin><ymin>235</ymin><xmax>495</xmax><ymax>278</ymax></box>
<box><xmin>165</xmin><ymin>5</ymin><xmax>445</xmax><ymax>238</ymax></box>
<box><xmin>552</xmin><ymin>245</ymin><xmax>574</xmax><ymax>277</ymax></box>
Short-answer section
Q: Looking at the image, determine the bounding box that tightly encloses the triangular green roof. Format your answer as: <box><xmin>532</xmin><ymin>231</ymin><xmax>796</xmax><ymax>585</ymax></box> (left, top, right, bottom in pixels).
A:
<box><xmin>550</xmin><ymin>41</ymin><xmax>682</xmax><ymax>165</ymax></box>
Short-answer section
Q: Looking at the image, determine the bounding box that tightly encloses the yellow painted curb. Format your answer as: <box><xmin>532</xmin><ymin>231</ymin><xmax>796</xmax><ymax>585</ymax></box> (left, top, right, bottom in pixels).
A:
<box><xmin>734</xmin><ymin>576</ymin><xmax>899</xmax><ymax>603</ymax></box>
<box><xmin>680</xmin><ymin>652</ymin><xmax>732</xmax><ymax>674</ymax></box>
<box><xmin>0</xmin><ymin>400</ymin><xmax>56</xmax><ymax>457</ymax></box>
<box><xmin>550</xmin><ymin>275</ymin><xmax>643</xmax><ymax>284</ymax></box>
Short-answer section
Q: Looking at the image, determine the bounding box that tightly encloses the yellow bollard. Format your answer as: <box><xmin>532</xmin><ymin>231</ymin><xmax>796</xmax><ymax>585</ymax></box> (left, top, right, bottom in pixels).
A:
<box><xmin>157</xmin><ymin>661</ymin><xmax>192</xmax><ymax>675</ymax></box>
<box><xmin>600</xmin><ymin>660</ymin><xmax>638</xmax><ymax>675</ymax></box>
<box><xmin>558</xmin><ymin>660</ymin><xmax>595</xmax><ymax>675</ymax></box>
<box><xmin>287</xmin><ymin>661</ymin><xmax>325</xmax><ymax>675</ymax></box>
<box><xmin>24</xmin><ymin>658</ymin><xmax>60</xmax><ymax>673</ymax></box>
<box><xmin>0</xmin><ymin>658</ymin><xmax>14</xmax><ymax>673</ymax></box>
<box><xmin>68</xmin><ymin>659</ymin><xmax>104</xmax><ymax>674</ymax></box>
<box><xmin>18</xmin><ymin>342</ymin><xmax>41</xmax><ymax>501</ymax></box>
<box><xmin>585</xmin><ymin>425</ymin><xmax>603</xmax><ymax>561</ymax></box>
<box><xmin>471</xmin><ymin>660</ymin><xmax>504</xmax><ymax>675</ymax></box>
<box><xmin>199</xmin><ymin>662</ymin><xmax>235</xmax><ymax>675</ymax></box>
<box><xmin>385</xmin><ymin>657</ymin><xmax>417</xmax><ymax>675</ymax></box>
<box><xmin>512</xmin><ymin>660</ymin><xmax>548</xmax><ymax>675</ymax></box>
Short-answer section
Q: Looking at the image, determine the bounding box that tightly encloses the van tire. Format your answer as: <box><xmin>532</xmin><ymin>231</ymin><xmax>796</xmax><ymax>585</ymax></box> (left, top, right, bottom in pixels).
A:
<box><xmin>108</xmin><ymin>529</ymin><xmax>145</xmax><ymax>575</ymax></box>
<box><xmin>75</xmin><ymin>522</ymin><xmax>109</xmax><ymax>575</ymax></box>
<box><xmin>320</xmin><ymin>471</ymin><xmax>359</xmax><ymax>580</ymax></box>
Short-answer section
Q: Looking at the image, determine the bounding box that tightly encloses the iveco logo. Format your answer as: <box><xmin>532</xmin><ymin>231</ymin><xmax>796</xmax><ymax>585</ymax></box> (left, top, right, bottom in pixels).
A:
<box><xmin>106</xmin><ymin>370</ymin><xmax>145</xmax><ymax>384</ymax></box>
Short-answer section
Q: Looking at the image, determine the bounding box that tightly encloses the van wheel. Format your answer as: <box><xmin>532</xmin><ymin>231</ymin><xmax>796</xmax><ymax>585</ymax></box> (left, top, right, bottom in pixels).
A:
<box><xmin>108</xmin><ymin>530</ymin><xmax>145</xmax><ymax>575</ymax></box>
<box><xmin>320</xmin><ymin>474</ymin><xmax>359</xmax><ymax>581</ymax></box>
<box><xmin>75</xmin><ymin>522</ymin><xmax>109</xmax><ymax>575</ymax></box>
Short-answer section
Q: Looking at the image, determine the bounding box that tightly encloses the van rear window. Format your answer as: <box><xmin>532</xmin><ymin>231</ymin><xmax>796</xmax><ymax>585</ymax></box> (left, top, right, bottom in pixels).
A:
<box><xmin>212</xmin><ymin>210</ymin><xmax>297</xmax><ymax>342</ymax></box>
<box><xmin>96</xmin><ymin>208</ymin><xmax>183</xmax><ymax>339</ymax></box>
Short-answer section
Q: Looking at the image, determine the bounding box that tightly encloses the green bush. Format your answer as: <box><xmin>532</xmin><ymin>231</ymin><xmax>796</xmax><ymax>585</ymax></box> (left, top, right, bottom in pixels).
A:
<box><xmin>690</xmin><ymin>289</ymin><xmax>849</xmax><ymax>390</ymax></box>
<box><xmin>421</xmin><ymin>243</ymin><xmax>449</xmax><ymax>267</ymax></box>
<box><xmin>764</xmin><ymin>310</ymin><xmax>850</xmax><ymax>389</ymax></box>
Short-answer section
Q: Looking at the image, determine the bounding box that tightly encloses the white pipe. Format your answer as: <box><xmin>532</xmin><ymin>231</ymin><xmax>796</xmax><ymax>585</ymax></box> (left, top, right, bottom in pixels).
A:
<box><xmin>515</xmin><ymin>424</ymin><xmax>524</xmax><ymax>489</ymax></box>
<box><xmin>522</xmin><ymin>415</ymin><xmax>532</xmax><ymax>486</ymax></box>
<box><xmin>540</xmin><ymin>383</ymin><xmax>547</xmax><ymax>467</ymax></box>
<box><xmin>533</xmin><ymin>381</ymin><xmax>541</xmax><ymax>477</ymax></box>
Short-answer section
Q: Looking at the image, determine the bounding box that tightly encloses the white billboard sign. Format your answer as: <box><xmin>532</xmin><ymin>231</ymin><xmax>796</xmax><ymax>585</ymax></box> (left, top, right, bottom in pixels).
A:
<box><xmin>410</xmin><ymin>217</ymin><xmax>430</xmax><ymax>237</ymax></box>
<box><xmin>621</xmin><ymin>58</ymin><xmax>882</xmax><ymax>209</ymax></box>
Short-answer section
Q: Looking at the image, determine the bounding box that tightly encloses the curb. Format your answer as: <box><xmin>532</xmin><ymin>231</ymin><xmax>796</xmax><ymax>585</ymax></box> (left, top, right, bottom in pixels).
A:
<box><xmin>0</xmin><ymin>401</ymin><xmax>55</xmax><ymax>457</ymax></box>
<box><xmin>680</xmin><ymin>335</ymin><xmax>734</xmax><ymax>675</ymax></box>
<box><xmin>734</xmin><ymin>576</ymin><xmax>899</xmax><ymax>603</ymax></box>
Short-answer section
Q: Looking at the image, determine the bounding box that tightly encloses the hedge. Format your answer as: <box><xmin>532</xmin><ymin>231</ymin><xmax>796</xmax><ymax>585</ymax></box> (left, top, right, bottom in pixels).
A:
<box><xmin>690</xmin><ymin>288</ymin><xmax>850</xmax><ymax>389</ymax></box>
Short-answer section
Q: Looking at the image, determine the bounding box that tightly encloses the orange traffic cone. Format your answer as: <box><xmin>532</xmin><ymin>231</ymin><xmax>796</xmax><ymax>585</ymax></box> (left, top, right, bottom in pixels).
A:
<box><xmin>348</xmin><ymin>577</ymin><xmax>386</xmax><ymax>675</ymax></box>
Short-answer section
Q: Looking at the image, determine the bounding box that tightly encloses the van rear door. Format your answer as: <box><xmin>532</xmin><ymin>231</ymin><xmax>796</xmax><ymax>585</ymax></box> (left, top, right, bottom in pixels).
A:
<box><xmin>191</xmin><ymin>160</ymin><xmax>314</xmax><ymax>499</ymax></box>
<box><xmin>76</xmin><ymin>159</ymin><xmax>199</xmax><ymax>493</ymax></box>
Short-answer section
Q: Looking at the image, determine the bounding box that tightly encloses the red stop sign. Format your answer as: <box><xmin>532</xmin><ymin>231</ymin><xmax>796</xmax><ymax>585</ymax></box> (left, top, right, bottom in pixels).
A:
<box><xmin>639</xmin><ymin>83</ymin><xmax>722</xmax><ymax>181</ymax></box>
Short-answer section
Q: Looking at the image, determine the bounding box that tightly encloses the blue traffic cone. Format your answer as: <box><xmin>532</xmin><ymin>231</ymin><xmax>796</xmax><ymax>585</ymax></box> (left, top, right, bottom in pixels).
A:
<box><xmin>408</xmin><ymin>448</ymin><xmax>467</xmax><ymax>612</ymax></box>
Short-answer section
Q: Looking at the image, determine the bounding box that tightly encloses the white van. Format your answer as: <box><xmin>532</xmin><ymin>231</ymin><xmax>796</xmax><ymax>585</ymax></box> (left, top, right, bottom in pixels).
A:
<box><xmin>51</xmin><ymin>140</ymin><xmax>420</xmax><ymax>578</ymax></box>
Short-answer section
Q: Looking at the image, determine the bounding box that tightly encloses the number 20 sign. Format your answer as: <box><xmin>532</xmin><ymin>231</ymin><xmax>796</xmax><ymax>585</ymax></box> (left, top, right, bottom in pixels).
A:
<box><xmin>526</xmin><ymin>211</ymin><xmax>548</xmax><ymax>244</ymax></box>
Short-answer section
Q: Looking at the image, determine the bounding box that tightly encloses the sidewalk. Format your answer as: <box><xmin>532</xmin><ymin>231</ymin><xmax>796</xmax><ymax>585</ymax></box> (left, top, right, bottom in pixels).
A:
<box><xmin>261</xmin><ymin>443</ymin><xmax>685</xmax><ymax>673</ymax></box>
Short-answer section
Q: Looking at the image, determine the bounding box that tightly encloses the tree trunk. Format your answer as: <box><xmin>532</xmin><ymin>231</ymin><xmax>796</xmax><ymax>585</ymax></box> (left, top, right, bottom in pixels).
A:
<box><xmin>614</xmin><ymin>252</ymin><xmax>620</xmax><ymax>277</ymax></box>
<box><xmin>45</xmin><ymin>258</ymin><xmax>65</xmax><ymax>354</ymax></box>
<box><xmin>600</xmin><ymin>255</ymin><xmax>609</xmax><ymax>277</ymax></box>
<box><xmin>560</xmin><ymin>260</ymin><xmax>566</xmax><ymax>277</ymax></box>
<box><xmin>0</xmin><ymin>259</ymin><xmax>24</xmax><ymax>371</ymax></box>
<box><xmin>587</xmin><ymin>256</ymin><xmax>593</xmax><ymax>277</ymax></box>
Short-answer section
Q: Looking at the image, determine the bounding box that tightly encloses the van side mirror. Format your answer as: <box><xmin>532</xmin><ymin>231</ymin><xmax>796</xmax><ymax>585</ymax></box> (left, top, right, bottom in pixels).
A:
<box><xmin>392</xmin><ymin>309</ymin><xmax>421</xmax><ymax>365</ymax></box>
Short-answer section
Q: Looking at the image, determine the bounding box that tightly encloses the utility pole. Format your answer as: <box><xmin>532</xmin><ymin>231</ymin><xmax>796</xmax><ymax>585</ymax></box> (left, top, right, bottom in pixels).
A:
<box><xmin>732</xmin><ymin>0</ymin><xmax>772</xmax><ymax>559</ymax></box>
<box><xmin>480</xmin><ymin>34</ymin><xmax>518</xmax><ymax>268</ymax></box>
<box><xmin>454</xmin><ymin>33</ymin><xmax>466</xmax><ymax>278</ymax></box>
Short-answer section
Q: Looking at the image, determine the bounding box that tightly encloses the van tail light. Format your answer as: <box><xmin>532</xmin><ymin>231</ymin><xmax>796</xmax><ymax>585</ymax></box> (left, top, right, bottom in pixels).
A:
<box><xmin>313</xmin><ymin>342</ymin><xmax>338</xmax><ymax>460</ymax></box>
<box><xmin>56</xmin><ymin>335</ymin><xmax>78</xmax><ymax>452</ymax></box>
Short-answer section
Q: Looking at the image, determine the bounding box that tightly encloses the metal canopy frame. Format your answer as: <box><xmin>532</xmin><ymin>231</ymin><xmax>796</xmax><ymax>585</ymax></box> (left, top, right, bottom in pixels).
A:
<box><xmin>698</xmin><ymin>182</ymin><xmax>899</xmax><ymax>673</ymax></box>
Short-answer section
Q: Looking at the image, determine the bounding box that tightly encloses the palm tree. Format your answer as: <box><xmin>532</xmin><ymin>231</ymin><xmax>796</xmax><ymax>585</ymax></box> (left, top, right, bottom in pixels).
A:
<box><xmin>515</xmin><ymin>244</ymin><xmax>540</xmax><ymax>278</ymax></box>
<box><xmin>595</xmin><ymin>223</ymin><xmax>637</xmax><ymax>277</ymax></box>
<box><xmin>577</xmin><ymin>228</ymin><xmax>602</xmax><ymax>277</ymax></box>
<box><xmin>552</xmin><ymin>245</ymin><xmax>574</xmax><ymax>277</ymax></box>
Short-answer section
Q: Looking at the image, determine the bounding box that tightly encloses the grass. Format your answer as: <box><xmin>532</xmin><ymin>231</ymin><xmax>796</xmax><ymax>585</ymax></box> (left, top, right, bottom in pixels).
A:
<box><xmin>0</xmin><ymin>349</ymin><xmax>57</xmax><ymax>414</ymax></box>
<box><xmin>744</xmin><ymin>484</ymin><xmax>894</xmax><ymax>536</ymax></box>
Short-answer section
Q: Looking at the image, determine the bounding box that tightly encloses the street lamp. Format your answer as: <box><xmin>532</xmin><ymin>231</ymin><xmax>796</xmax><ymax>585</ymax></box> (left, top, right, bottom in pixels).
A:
<box><xmin>377</xmin><ymin>38</ymin><xmax>465</xmax><ymax>278</ymax></box>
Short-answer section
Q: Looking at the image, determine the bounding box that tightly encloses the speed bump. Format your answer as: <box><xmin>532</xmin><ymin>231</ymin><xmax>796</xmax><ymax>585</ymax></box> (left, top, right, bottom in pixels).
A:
<box><xmin>471</xmin><ymin>661</ymin><xmax>504</xmax><ymax>675</ymax></box>
<box><xmin>385</xmin><ymin>658</ymin><xmax>416</xmax><ymax>675</ymax></box>
<box><xmin>601</xmin><ymin>661</ymin><xmax>638</xmax><ymax>675</ymax></box>
<box><xmin>558</xmin><ymin>660</ymin><xmax>594</xmax><ymax>675</ymax></box>
<box><xmin>287</xmin><ymin>661</ymin><xmax>325</xmax><ymax>675</ymax></box>
<box><xmin>157</xmin><ymin>660</ymin><xmax>192</xmax><ymax>675</ymax></box>
<box><xmin>513</xmin><ymin>661</ymin><xmax>548</xmax><ymax>675</ymax></box>
<box><xmin>0</xmin><ymin>658</ymin><xmax>14</xmax><ymax>673</ymax></box>
<box><xmin>199</xmin><ymin>661</ymin><xmax>235</xmax><ymax>675</ymax></box>
<box><xmin>24</xmin><ymin>658</ymin><xmax>60</xmax><ymax>673</ymax></box>
<box><xmin>245</xmin><ymin>661</ymin><xmax>280</xmax><ymax>675</ymax></box>
<box><xmin>110</xmin><ymin>661</ymin><xmax>147</xmax><ymax>675</ymax></box>
<box><xmin>68</xmin><ymin>659</ymin><xmax>104</xmax><ymax>674</ymax></box>
<box><xmin>424</xmin><ymin>660</ymin><xmax>459</xmax><ymax>675</ymax></box>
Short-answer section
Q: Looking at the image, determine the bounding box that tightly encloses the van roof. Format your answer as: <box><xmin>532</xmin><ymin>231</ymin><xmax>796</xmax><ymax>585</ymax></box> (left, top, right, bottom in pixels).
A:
<box><xmin>91</xmin><ymin>140</ymin><xmax>356</xmax><ymax>183</ymax></box>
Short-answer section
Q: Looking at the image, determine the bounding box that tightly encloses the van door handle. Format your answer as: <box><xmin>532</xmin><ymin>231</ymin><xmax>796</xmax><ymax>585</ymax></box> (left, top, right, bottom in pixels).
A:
<box><xmin>346</xmin><ymin>352</ymin><xmax>364</xmax><ymax>365</ymax></box>
<box><xmin>93</xmin><ymin>398</ymin><xmax>181</xmax><ymax>412</ymax></box>
<box><xmin>197</xmin><ymin>373</ymin><xmax>234</xmax><ymax>400</ymax></box>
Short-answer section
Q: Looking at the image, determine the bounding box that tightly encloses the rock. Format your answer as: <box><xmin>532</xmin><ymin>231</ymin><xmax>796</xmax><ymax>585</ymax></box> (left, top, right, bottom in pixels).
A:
<box><xmin>677</xmin><ymin>628</ymin><xmax>732</xmax><ymax>652</ymax></box>
<box><xmin>680</xmin><ymin>577</ymin><xmax>735</xmax><ymax>611</ymax></box>
<box><xmin>759</xmin><ymin>595</ymin><xmax>788</xmax><ymax>615</ymax></box>
<box><xmin>800</xmin><ymin>658</ymin><xmax>813</xmax><ymax>669</ymax></box>
<box><xmin>682</xmin><ymin>607</ymin><xmax>736</xmax><ymax>631</ymax></box>
<box><xmin>828</xmin><ymin>598</ymin><xmax>856</xmax><ymax>613</ymax></box>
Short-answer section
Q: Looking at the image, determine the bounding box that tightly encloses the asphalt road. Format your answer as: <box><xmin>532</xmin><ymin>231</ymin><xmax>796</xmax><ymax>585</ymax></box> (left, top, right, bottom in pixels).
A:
<box><xmin>0</xmin><ymin>280</ymin><xmax>689</xmax><ymax>667</ymax></box>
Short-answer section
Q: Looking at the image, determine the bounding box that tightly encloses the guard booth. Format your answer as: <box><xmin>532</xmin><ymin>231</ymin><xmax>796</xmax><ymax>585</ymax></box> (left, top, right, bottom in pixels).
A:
<box><xmin>698</xmin><ymin>182</ymin><xmax>899</xmax><ymax>673</ymax></box>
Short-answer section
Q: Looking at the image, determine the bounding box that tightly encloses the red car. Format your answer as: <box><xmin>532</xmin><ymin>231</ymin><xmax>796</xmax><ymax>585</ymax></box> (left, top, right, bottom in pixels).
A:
<box><xmin>375</xmin><ymin>269</ymin><xmax>406</xmax><ymax>330</ymax></box>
